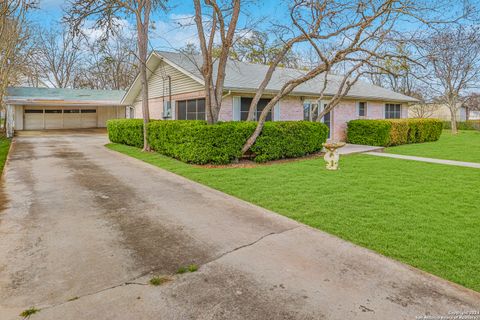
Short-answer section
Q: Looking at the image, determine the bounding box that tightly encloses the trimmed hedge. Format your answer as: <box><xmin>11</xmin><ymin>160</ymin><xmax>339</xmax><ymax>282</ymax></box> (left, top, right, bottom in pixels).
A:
<box><xmin>251</xmin><ymin>121</ymin><xmax>329</xmax><ymax>162</ymax></box>
<box><xmin>347</xmin><ymin>118</ymin><xmax>443</xmax><ymax>147</ymax></box>
<box><xmin>442</xmin><ymin>120</ymin><xmax>480</xmax><ymax>131</ymax></box>
<box><xmin>107</xmin><ymin>119</ymin><xmax>144</xmax><ymax>148</ymax></box>
<box><xmin>108</xmin><ymin>119</ymin><xmax>329</xmax><ymax>164</ymax></box>
<box><xmin>147</xmin><ymin>120</ymin><xmax>255</xmax><ymax>164</ymax></box>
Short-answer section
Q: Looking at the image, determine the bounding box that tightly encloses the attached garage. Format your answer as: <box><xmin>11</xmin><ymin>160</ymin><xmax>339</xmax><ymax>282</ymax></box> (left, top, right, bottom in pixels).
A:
<box><xmin>24</xmin><ymin>107</ymin><xmax>102</xmax><ymax>130</ymax></box>
<box><xmin>4</xmin><ymin>87</ymin><xmax>127</xmax><ymax>136</ymax></box>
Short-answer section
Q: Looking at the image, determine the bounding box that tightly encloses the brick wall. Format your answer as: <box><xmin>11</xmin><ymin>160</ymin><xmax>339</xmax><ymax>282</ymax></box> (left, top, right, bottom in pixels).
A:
<box><xmin>133</xmin><ymin>92</ymin><xmax>409</xmax><ymax>142</ymax></box>
<box><xmin>218</xmin><ymin>96</ymin><xmax>233</xmax><ymax>121</ymax></box>
<box><xmin>279</xmin><ymin>97</ymin><xmax>304</xmax><ymax>121</ymax></box>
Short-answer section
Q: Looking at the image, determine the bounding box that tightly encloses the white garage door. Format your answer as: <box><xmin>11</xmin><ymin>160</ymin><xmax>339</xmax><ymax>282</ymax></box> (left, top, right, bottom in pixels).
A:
<box><xmin>24</xmin><ymin>107</ymin><xmax>98</xmax><ymax>130</ymax></box>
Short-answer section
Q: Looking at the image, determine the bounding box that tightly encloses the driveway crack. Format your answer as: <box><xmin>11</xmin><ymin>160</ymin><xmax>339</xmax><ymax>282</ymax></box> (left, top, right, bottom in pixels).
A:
<box><xmin>28</xmin><ymin>226</ymin><xmax>301</xmax><ymax>313</ymax></box>
<box><xmin>205</xmin><ymin>225</ymin><xmax>301</xmax><ymax>265</ymax></box>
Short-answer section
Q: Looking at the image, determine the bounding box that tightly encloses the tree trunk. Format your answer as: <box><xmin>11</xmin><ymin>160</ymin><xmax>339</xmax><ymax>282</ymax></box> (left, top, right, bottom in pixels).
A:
<box><xmin>2</xmin><ymin>111</ymin><xmax>6</xmax><ymax>135</ymax></box>
<box><xmin>450</xmin><ymin>108</ymin><xmax>458</xmax><ymax>134</ymax></box>
<box><xmin>241</xmin><ymin>96</ymin><xmax>281</xmax><ymax>154</ymax></box>
<box><xmin>137</xmin><ymin>6</ymin><xmax>150</xmax><ymax>151</ymax></box>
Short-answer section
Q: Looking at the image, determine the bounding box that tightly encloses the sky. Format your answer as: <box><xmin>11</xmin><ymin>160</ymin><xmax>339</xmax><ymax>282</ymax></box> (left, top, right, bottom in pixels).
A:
<box><xmin>28</xmin><ymin>0</ymin><xmax>478</xmax><ymax>51</ymax></box>
<box><xmin>28</xmin><ymin>0</ymin><xmax>287</xmax><ymax>51</ymax></box>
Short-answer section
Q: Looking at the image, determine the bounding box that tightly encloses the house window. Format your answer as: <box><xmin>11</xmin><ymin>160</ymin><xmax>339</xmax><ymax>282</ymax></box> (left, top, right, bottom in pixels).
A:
<box><xmin>358</xmin><ymin>102</ymin><xmax>367</xmax><ymax>117</ymax></box>
<box><xmin>304</xmin><ymin>101</ymin><xmax>331</xmax><ymax>138</ymax></box>
<box><xmin>303</xmin><ymin>102</ymin><xmax>319</xmax><ymax>121</ymax></box>
<box><xmin>385</xmin><ymin>103</ymin><xmax>401</xmax><ymax>119</ymax></box>
<box><xmin>177</xmin><ymin>98</ymin><xmax>206</xmax><ymax>120</ymax></box>
<box><xmin>240</xmin><ymin>97</ymin><xmax>272</xmax><ymax>121</ymax></box>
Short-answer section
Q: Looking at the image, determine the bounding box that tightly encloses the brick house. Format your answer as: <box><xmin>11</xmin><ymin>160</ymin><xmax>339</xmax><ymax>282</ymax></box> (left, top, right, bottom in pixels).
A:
<box><xmin>122</xmin><ymin>51</ymin><xmax>418</xmax><ymax>141</ymax></box>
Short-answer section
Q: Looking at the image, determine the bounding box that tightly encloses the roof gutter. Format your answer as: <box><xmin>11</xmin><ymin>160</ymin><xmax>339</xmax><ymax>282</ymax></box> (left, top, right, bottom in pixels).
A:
<box><xmin>222</xmin><ymin>87</ymin><xmax>418</xmax><ymax>103</ymax></box>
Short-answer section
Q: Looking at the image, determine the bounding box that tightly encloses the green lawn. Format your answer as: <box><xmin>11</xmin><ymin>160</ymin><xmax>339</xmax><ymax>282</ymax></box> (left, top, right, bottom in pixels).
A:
<box><xmin>0</xmin><ymin>136</ymin><xmax>10</xmax><ymax>174</ymax></box>
<box><xmin>387</xmin><ymin>130</ymin><xmax>480</xmax><ymax>163</ymax></box>
<box><xmin>107</xmin><ymin>143</ymin><xmax>480</xmax><ymax>292</ymax></box>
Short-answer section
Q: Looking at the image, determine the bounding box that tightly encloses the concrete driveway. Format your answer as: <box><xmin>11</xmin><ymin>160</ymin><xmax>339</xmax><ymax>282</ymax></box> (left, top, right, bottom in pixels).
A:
<box><xmin>0</xmin><ymin>132</ymin><xmax>479</xmax><ymax>319</ymax></box>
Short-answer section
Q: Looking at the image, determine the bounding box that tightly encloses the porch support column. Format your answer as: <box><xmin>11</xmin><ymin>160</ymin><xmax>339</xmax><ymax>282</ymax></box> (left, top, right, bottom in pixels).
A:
<box><xmin>6</xmin><ymin>104</ymin><xmax>14</xmax><ymax>138</ymax></box>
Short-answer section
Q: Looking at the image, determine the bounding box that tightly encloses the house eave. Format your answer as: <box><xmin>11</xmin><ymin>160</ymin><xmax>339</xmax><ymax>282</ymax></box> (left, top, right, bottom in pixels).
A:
<box><xmin>5</xmin><ymin>97</ymin><xmax>127</xmax><ymax>107</ymax></box>
<box><xmin>223</xmin><ymin>87</ymin><xmax>419</xmax><ymax>103</ymax></box>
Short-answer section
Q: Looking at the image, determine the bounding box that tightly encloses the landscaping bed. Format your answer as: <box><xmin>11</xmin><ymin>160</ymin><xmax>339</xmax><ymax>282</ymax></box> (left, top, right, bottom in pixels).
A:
<box><xmin>107</xmin><ymin>119</ymin><xmax>329</xmax><ymax>164</ymax></box>
<box><xmin>108</xmin><ymin>142</ymin><xmax>480</xmax><ymax>293</ymax></box>
<box><xmin>387</xmin><ymin>130</ymin><xmax>480</xmax><ymax>163</ymax></box>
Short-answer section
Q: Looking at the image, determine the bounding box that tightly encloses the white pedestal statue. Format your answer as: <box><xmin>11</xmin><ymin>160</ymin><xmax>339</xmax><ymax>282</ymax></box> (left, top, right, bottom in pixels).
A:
<box><xmin>322</xmin><ymin>142</ymin><xmax>346</xmax><ymax>170</ymax></box>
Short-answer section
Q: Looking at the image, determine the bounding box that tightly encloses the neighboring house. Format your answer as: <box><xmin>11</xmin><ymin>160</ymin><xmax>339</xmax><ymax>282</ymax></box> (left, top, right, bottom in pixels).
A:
<box><xmin>4</xmin><ymin>87</ymin><xmax>126</xmax><ymax>137</ymax></box>
<box><xmin>468</xmin><ymin>110</ymin><xmax>480</xmax><ymax>120</ymax></box>
<box><xmin>408</xmin><ymin>103</ymin><xmax>468</xmax><ymax>121</ymax></box>
<box><xmin>122</xmin><ymin>51</ymin><xmax>418</xmax><ymax>141</ymax></box>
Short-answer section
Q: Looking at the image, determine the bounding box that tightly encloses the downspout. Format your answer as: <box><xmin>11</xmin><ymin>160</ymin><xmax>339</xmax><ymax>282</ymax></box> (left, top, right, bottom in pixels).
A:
<box><xmin>222</xmin><ymin>90</ymin><xmax>232</xmax><ymax>100</ymax></box>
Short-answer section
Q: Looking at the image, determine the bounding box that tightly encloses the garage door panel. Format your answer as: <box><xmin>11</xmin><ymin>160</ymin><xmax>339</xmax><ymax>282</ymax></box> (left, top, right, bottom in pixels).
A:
<box><xmin>63</xmin><ymin>109</ymin><xmax>82</xmax><ymax>128</ymax></box>
<box><xmin>23</xmin><ymin>106</ymin><xmax>101</xmax><ymax>130</ymax></box>
<box><xmin>24</xmin><ymin>109</ymin><xmax>44</xmax><ymax>130</ymax></box>
<box><xmin>44</xmin><ymin>110</ymin><xmax>63</xmax><ymax>129</ymax></box>
<box><xmin>81</xmin><ymin>109</ymin><xmax>97</xmax><ymax>128</ymax></box>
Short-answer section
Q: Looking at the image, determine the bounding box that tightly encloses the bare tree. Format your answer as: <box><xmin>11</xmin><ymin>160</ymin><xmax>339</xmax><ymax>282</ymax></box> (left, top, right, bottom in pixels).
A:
<box><xmin>76</xmin><ymin>34</ymin><xmax>138</xmax><ymax>90</ymax></box>
<box><xmin>193</xmin><ymin>0</ymin><xmax>241</xmax><ymax>124</ymax></box>
<box><xmin>241</xmin><ymin>0</ymin><xmax>427</xmax><ymax>153</ymax></box>
<box><xmin>0</xmin><ymin>0</ymin><xmax>35</xmax><ymax>134</ymax></box>
<box><xmin>416</xmin><ymin>26</ymin><xmax>480</xmax><ymax>133</ymax></box>
<box><xmin>364</xmin><ymin>43</ymin><xmax>419</xmax><ymax>96</ymax></box>
<box><xmin>409</xmin><ymin>102</ymin><xmax>440</xmax><ymax>118</ymax></box>
<box><xmin>32</xmin><ymin>24</ymin><xmax>82</xmax><ymax>88</ymax></box>
<box><xmin>65</xmin><ymin>0</ymin><xmax>167</xmax><ymax>151</ymax></box>
<box><xmin>231</xmin><ymin>30</ymin><xmax>300</xmax><ymax>68</ymax></box>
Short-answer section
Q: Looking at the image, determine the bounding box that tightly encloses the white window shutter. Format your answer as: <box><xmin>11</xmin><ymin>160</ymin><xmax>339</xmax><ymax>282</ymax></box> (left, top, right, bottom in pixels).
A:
<box><xmin>273</xmin><ymin>101</ymin><xmax>280</xmax><ymax>121</ymax></box>
<box><xmin>232</xmin><ymin>96</ymin><xmax>241</xmax><ymax>121</ymax></box>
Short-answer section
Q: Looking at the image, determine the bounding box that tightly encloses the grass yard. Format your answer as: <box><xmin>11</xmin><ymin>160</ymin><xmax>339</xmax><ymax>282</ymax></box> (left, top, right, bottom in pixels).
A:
<box><xmin>387</xmin><ymin>130</ymin><xmax>480</xmax><ymax>163</ymax></box>
<box><xmin>0</xmin><ymin>136</ymin><xmax>11</xmax><ymax>174</ymax></box>
<box><xmin>107</xmin><ymin>143</ymin><xmax>480</xmax><ymax>292</ymax></box>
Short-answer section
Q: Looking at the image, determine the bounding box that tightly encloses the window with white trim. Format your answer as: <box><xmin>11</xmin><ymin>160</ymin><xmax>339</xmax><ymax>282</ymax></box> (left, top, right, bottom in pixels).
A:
<box><xmin>385</xmin><ymin>103</ymin><xmax>401</xmax><ymax>119</ymax></box>
<box><xmin>240</xmin><ymin>97</ymin><xmax>272</xmax><ymax>121</ymax></box>
<box><xmin>177</xmin><ymin>98</ymin><xmax>206</xmax><ymax>120</ymax></box>
<box><xmin>303</xmin><ymin>102</ymin><xmax>319</xmax><ymax>121</ymax></box>
<box><xmin>358</xmin><ymin>102</ymin><xmax>367</xmax><ymax>117</ymax></box>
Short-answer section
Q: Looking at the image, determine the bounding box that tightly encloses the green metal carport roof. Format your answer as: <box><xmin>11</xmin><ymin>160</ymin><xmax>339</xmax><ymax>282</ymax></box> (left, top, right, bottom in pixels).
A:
<box><xmin>5</xmin><ymin>87</ymin><xmax>127</xmax><ymax>106</ymax></box>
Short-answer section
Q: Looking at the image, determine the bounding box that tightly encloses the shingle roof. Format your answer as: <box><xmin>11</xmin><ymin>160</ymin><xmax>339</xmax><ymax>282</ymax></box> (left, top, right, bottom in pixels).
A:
<box><xmin>5</xmin><ymin>87</ymin><xmax>126</xmax><ymax>105</ymax></box>
<box><xmin>157</xmin><ymin>51</ymin><xmax>418</xmax><ymax>103</ymax></box>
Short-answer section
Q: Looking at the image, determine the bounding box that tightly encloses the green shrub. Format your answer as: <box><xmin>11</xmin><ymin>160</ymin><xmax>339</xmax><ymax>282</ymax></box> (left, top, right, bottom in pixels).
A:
<box><xmin>251</xmin><ymin>121</ymin><xmax>329</xmax><ymax>162</ymax></box>
<box><xmin>407</xmin><ymin>119</ymin><xmax>443</xmax><ymax>143</ymax></box>
<box><xmin>346</xmin><ymin>120</ymin><xmax>391</xmax><ymax>146</ymax></box>
<box><xmin>108</xmin><ymin>119</ymin><xmax>329</xmax><ymax>164</ymax></box>
<box><xmin>443</xmin><ymin>120</ymin><xmax>480</xmax><ymax>131</ymax></box>
<box><xmin>107</xmin><ymin>119</ymin><xmax>144</xmax><ymax>148</ymax></box>
<box><xmin>347</xmin><ymin>118</ymin><xmax>443</xmax><ymax>147</ymax></box>
<box><xmin>388</xmin><ymin>120</ymin><xmax>410</xmax><ymax>146</ymax></box>
<box><xmin>147</xmin><ymin>120</ymin><xmax>255</xmax><ymax>164</ymax></box>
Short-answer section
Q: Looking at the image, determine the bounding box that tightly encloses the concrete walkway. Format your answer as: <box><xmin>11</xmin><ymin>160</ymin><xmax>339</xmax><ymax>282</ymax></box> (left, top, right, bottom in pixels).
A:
<box><xmin>333</xmin><ymin>143</ymin><xmax>384</xmax><ymax>155</ymax></box>
<box><xmin>368</xmin><ymin>152</ymin><xmax>480</xmax><ymax>169</ymax></box>
<box><xmin>0</xmin><ymin>133</ymin><xmax>479</xmax><ymax>319</ymax></box>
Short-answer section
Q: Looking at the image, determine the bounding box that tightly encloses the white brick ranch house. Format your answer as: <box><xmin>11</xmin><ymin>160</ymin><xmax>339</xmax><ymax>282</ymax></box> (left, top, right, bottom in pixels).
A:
<box><xmin>123</xmin><ymin>51</ymin><xmax>418</xmax><ymax>141</ymax></box>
